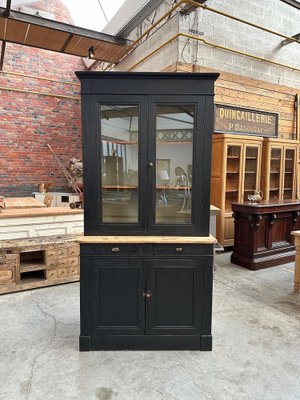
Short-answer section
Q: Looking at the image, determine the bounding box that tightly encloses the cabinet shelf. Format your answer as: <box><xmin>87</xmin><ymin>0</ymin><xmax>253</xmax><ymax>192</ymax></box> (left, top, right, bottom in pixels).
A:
<box><xmin>245</xmin><ymin>171</ymin><xmax>256</xmax><ymax>174</ymax></box>
<box><xmin>246</xmin><ymin>157</ymin><xmax>257</xmax><ymax>160</ymax></box>
<box><xmin>20</xmin><ymin>262</ymin><xmax>46</xmax><ymax>273</ymax></box>
<box><xmin>227</xmin><ymin>156</ymin><xmax>240</xmax><ymax>159</ymax></box>
<box><xmin>226</xmin><ymin>189</ymin><xmax>239</xmax><ymax>193</ymax></box>
<box><xmin>226</xmin><ymin>171</ymin><xmax>239</xmax><ymax>174</ymax></box>
<box><xmin>270</xmin><ymin>188</ymin><xmax>280</xmax><ymax>191</ymax></box>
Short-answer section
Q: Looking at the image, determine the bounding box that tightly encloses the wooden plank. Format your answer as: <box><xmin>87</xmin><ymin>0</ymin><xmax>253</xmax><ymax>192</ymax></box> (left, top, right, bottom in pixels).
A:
<box><xmin>26</xmin><ymin>25</ymin><xmax>69</xmax><ymax>51</ymax></box>
<box><xmin>0</xmin><ymin>275</ymin><xmax>79</xmax><ymax>294</ymax></box>
<box><xmin>4</xmin><ymin>197</ymin><xmax>46</xmax><ymax>209</ymax></box>
<box><xmin>77</xmin><ymin>235</ymin><xmax>217</xmax><ymax>244</ymax></box>
<box><xmin>0</xmin><ymin>206</ymin><xmax>82</xmax><ymax>219</ymax></box>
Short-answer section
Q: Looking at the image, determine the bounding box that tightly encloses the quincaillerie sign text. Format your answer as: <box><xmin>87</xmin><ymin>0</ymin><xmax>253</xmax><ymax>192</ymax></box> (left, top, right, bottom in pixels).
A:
<box><xmin>215</xmin><ymin>104</ymin><xmax>278</xmax><ymax>137</ymax></box>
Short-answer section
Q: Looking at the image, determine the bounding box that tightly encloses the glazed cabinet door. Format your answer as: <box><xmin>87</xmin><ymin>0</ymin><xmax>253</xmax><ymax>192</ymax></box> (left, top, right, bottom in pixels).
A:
<box><xmin>145</xmin><ymin>259</ymin><xmax>211</xmax><ymax>335</ymax></box>
<box><xmin>83</xmin><ymin>95</ymin><xmax>148</xmax><ymax>235</ymax></box>
<box><xmin>90</xmin><ymin>258</ymin><xmax>146</xmax><ymax>335</ymax></box>
<box><xmin>225</xmin><ymin>143</ymin><xmax>243</xmax><ymax>211</ymax></box>
<box><xmin>242</xmin><ymin>144</ymin><xmax>261</xmax><ymax>202</ymax></box>
<box><xmin>147</xmin><ymin>95</ymin><xmax>212</xmax><ymax>236</ymax></box>
<box><xmin>283</xmin><ymin>146</ymin><xmax>297</xmax><ymax>200</ymax></box>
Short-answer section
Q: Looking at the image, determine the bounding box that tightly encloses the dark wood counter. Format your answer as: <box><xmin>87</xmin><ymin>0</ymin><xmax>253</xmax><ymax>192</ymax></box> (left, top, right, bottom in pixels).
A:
<box><xmin>231</xmin><ymin>200</ymin><xmax>300</xmax><ymax>270</ymax></box>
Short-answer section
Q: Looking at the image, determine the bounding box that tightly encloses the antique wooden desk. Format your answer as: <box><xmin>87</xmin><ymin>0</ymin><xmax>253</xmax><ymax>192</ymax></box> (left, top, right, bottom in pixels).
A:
<box><xmin>231</xmin><ymin>200</ymin><xmax>300</xmax><ymax>270</ymax></box>
<box><xmin>291</xmin><ymin>230</ymin><xmax>300</xmax><ymax>291</ymax></box>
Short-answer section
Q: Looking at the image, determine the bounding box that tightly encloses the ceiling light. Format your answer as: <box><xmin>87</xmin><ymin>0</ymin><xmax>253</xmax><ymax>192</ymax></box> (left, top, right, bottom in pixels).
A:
<box><xmin>88</xmin><ymin>46</ymin><xmax>95</xmax><ymax>59</ymax></box>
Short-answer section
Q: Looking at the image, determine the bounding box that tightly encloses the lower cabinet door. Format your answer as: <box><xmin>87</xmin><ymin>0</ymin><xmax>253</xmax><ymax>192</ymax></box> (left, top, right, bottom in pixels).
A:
<box><xmin>91</xmin><ymin>258</ymin><xmax>146</xmax><ymax>335</ymax></box>
<box><xmin>146</xmin><ymin>259</ymin><xmax>204</xmax><ymax>335</ymax></box>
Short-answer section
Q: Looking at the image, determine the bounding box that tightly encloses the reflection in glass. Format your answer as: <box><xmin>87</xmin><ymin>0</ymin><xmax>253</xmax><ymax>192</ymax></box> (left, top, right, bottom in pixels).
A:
<box><xmin>155</xmin><ymin>105</ymin><xmax>194</xmax><ymax>224</ymax></box>
<box><xmin>100</xmin><ymin>105</ymin><xmax>139</xmax><ymax>223</ymax></box>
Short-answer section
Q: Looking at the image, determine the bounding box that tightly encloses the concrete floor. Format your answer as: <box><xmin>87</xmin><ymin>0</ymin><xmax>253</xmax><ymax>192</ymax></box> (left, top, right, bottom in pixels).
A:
<box><xmin>1</xmin><ymin>250</ymin><xmax>300</xmax><ymax>400</ymax></box>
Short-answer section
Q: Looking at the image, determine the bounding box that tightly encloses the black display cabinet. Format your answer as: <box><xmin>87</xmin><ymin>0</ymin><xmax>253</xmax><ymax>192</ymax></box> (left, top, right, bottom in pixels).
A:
<box><xmin>76</xmin><ymin>72</ymin><xmax>219</xmax><ymax>350</ymax></box>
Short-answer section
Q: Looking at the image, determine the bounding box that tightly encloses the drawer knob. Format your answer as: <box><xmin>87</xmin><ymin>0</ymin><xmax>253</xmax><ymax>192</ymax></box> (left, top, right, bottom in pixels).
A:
<box><xmin>143</xmin><ymin>290</ymin><xmax>152</xmax><ymax>298</ymax></box>
<box><xmin>175</xmin><ymin>247</ymin><xmax>183</xmax><ymax>252</ymax></box>
<box><xmin>111</xmin><ymin>247</ymin><xmax>120</xmax><ymax>253</ymax></box>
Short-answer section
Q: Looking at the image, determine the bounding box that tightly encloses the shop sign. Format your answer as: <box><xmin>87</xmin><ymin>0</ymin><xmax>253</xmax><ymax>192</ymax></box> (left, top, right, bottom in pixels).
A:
<box><xmin>215</xmin><ymin>104</ymin><xmax>278</xmax><ymax>137</ymax></box>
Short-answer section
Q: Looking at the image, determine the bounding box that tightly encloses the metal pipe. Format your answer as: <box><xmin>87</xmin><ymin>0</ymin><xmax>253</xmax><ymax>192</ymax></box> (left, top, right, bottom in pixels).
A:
<box><xmin>186</xmin><ymin>0</ymin><xmax>300</xmax><ymax>45</ymax></box>
<box><xmin>0</xmin><ymin>85</ymin><xmax>80</xmax><ymax>100</ymax></box>
<box><xmin>128</xmin><ymin>32</ymin><xmax>300</xmax><ymax>73</ymax></box>
<box><xmin>102</xmin><ymin>0</ymin><xmax>186</xmax><ymax>71</ymax></box>
<box><xmin>0</xmin><ymin>42</ymin><xmax>6</xmax><ymax>71</ymax></box>
<box><xmin>115</xmin><ymin>0</ymin><xmax>300</xmax><ymax>71</ymax></box>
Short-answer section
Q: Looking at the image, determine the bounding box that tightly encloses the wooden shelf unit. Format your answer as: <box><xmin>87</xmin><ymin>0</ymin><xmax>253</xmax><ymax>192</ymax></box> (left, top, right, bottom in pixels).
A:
<box><xmin>211</xmin><ymin>134</ymin><xmax>263</xmax><ymax>247</ymax></box>
<box><xmin>0</xmin><ymin>235</ymin><xmax>80</xmax><ymax>294</ymax></box>
<box><xmin>261</xmin><ymin>138</ymin><xmax>298</xmax><ymax>201</ymax></box>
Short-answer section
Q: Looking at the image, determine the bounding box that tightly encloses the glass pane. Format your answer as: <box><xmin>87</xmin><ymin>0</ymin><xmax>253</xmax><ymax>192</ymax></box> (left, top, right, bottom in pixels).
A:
<box><xmin>270</xmin><ymin>148</ymin><xmax>282</xmax><ymax>200</ymax></box>
<box><xmin>226</xmin><ymin>145</ymin><xmax>241</xmax><ymax>210</ymax></box>
<box><xmin>155</xmin><ymin>105</ymin><xmax>194</xmax><ymax>224</ymax></box>
<box><xmin>100</xmin><ymin>105</ymin><xmax>139</xmax><ymax>223</ymax></box>
<box><xmin>283</xmin><ymin>148</ymin><xmax>295</xmax><ymax>199</ymax></box>
<box><xmin>244</xmin><ymin>146</ymin><xmax>258</xmax><ymax>201</ymax></box>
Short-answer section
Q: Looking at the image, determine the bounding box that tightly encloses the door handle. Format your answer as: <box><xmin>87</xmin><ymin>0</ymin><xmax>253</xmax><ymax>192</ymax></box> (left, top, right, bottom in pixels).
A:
<box><xmin>175</xmin><ymin>247</ymin><xmax>183</xmax><ymax>252</ymax></box>
<box><xmin>143</xmin><ymin>290</ymin><xmax>152</xmax><ymax>298</ymax></box>
<box><xmin>148</xmin><ymin>162</ymin><xmax>154</xmax><ymax>167</ymax></box>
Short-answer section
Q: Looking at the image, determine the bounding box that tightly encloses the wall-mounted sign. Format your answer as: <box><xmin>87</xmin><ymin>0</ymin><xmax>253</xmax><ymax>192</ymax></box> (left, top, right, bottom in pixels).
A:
<box><xmin>215</xmin><ymin>104</ymin><xmax>278</xmax><ymax>137</ymax></box>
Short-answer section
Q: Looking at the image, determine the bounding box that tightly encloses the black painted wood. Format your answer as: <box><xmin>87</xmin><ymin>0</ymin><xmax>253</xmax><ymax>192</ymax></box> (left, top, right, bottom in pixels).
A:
<box><xmin>76</xmin><ymin>72</ymin><xmax>219</xmax><ymax>236</ymax></box>
<box><xmin>79</xmin><ymin>248</ymin><xmax>214</xmax><ymax>350</ymax></box>
<box><xmin>76</xmin><ymin>72</ymin><xmax>219</xmax><ymax>351</ymax></box>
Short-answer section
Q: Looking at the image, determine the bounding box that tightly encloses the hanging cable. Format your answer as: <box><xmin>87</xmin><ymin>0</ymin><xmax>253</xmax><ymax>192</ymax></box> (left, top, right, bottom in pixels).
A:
<box><xmin>97</xmin><ymin>0</ymin><xmax>108</xmax><ymax>23</ymax></box>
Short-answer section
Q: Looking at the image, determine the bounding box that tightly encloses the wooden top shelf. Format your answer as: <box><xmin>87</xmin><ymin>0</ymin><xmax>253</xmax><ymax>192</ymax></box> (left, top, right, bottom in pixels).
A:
<box><xmin>77</xmin><ymin>235</ymin><xmax>216</xmax><ymax>244</ymax></box>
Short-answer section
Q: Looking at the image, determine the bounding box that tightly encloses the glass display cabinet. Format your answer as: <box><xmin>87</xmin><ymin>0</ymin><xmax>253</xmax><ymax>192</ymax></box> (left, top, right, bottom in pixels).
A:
<box><xmin>261</xmin><ymin>138</ymin><xmax>298</xmax><ymax>201</ymax></box>
<box><xmin>76</xmin><ymin>71</ymin><xmax>219</xmax><ymax>351</ymax></box>
<box><xmin>211</xmin><ymin>134</ymin><xmax>263</xmax><ymax>247</ymax></box>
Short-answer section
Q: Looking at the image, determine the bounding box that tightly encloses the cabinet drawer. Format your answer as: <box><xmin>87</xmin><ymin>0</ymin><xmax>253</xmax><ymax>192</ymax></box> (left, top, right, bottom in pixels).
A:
<box><xmin>69</xmin><ymin>266</ymin><xmax>79</xmax><ymax>276</ymax></box>
<box><xmin>57</xmin><ymin>248</ymin><xmax>68</xmax><ymax>259</ymax></box>
<box><xmin>69</xmin><ymin>257</ymin><xmax>79</xmax><ymax>268</ymax></box>
<box><xmin>88</xmin><ymin>244</ymin><xmax>152</xmax><ymax>256</ymax></box>
<box><xmin>57</xmin><ymin>267</ymin><xmax>69</xmax><ymax>277</ymax></box>
<box><xmin>46</xmin><ymin>259</ymin><xmax>58</xmax><ymax>269</ymax></box>
<box><xmin>46</xmin><ymin>269</ymin><xmax>58</xmax><ymax>280</ymax></box>
<box><xmin>68</xmin><ymin>246</ymin><xmax>79</xmax><ymax>258</ymax></box>
<box><xmin>45</xmin><ymin>248</ymin><xmax>57</xmax><ymax>260</ymax></box>
<box><xmin>153</xmin><ymin>244</ymin><xmax>207</xmax><ymax>256</ymax></box>
<box><xmin>57</xmin><ymin>258</ymin><xmax>69</xmax><ymax>269</ymax></box>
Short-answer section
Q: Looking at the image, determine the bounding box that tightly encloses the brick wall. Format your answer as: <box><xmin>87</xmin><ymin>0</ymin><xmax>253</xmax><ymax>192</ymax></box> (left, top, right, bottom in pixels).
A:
<box><xmin>0</xmin><ymin>0</ymin><xmax>84</xmax><ymax>197</ymax></box>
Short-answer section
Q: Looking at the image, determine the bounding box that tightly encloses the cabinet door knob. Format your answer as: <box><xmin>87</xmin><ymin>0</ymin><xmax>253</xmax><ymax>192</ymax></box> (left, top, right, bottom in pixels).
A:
<box><xmin>143</xmin><ymin>290</ymin><xmax>152</xmax><ymax>298</ymax></box>
<box><xmin>111</xmin><ymin>247</ymin><xmax>120</xmax><ymax>252</ymax></box>
<box><xmin>148</xmin><ymin>162</ymin><xmax>154</xmax><ymax>167</ymax></box>
<box><xmin>175</xmin><ymin>247</ymin><xmax>183</xmax><ymax>252</ymax></box>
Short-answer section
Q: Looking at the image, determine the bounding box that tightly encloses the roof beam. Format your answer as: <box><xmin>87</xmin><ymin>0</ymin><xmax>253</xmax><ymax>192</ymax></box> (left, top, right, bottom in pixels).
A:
<box><xmin>0</xmin><ymin>0</ymin><xmax>11</xmax><ymax>70</ymax></box>
<box><xmin>0</xmin><ymin>6</ymin><xmax>129</xmax><ymax>63</ymax></box>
